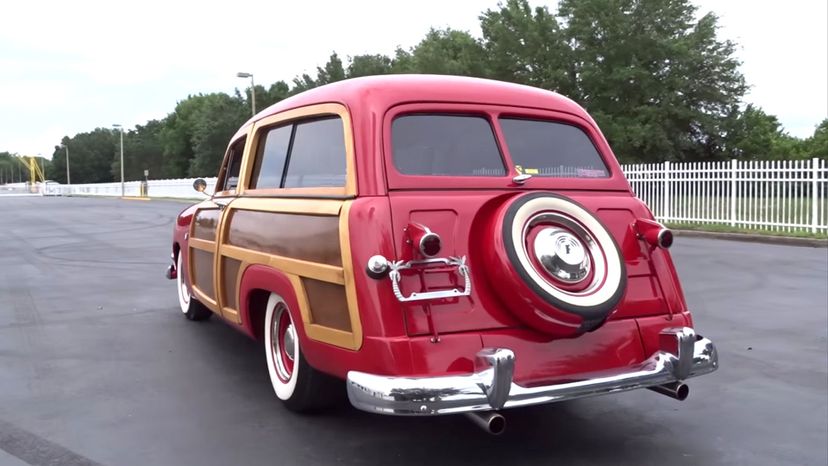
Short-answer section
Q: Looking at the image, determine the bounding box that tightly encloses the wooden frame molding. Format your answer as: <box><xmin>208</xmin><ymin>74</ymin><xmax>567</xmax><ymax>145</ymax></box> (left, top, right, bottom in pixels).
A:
<box><xmin>241</xmin><ymin>103</ymin><xmax>357</xmax><ymax>197</ymax></box>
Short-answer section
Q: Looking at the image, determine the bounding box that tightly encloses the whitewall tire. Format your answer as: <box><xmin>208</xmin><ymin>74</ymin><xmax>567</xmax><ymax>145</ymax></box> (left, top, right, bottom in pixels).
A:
<box><xmin>263</xmin><ymin>293</ymin><xmax>342</xmax><ymax>411</ymax></box>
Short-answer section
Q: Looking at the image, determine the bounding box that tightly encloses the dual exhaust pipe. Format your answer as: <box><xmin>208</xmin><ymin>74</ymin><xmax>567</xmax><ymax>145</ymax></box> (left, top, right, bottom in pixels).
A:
<box><xmin>464</xmin><ymin>382</ymin><xmax>688</xmax><ymax>435</ymax></box>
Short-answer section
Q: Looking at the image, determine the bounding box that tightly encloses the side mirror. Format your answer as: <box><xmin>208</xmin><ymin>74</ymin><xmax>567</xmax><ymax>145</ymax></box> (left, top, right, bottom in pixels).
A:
<box><xmin>193</xmin><ymin>178</ymin><xmax>207</xmax><ymax>193</ymax></box>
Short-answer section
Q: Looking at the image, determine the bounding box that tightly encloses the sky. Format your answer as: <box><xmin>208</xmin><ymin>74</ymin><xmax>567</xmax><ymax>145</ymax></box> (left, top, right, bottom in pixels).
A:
<box><xmin>1</xmin><ymin>0</ymin><xmax>826</xmax><ymax>159</ymax></box>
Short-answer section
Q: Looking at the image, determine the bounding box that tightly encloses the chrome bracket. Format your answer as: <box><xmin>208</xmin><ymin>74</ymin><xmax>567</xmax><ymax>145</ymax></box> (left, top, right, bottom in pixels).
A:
<box><xmin>386</xmin><ymin>256</ymin><xmax>472</xmax><ymax>302</ymax></box>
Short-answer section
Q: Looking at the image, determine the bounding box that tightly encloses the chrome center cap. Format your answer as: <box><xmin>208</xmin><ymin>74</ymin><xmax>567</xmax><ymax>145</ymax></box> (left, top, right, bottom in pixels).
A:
<box><xmin>534</xmin><ymin>228</ymin><xmax>591</xmax><ymax>283</ymax></box>
<box><xmin>283</xmin><ymin>324</ymin><xmax>296</xmax><ymax>361</ymax></box>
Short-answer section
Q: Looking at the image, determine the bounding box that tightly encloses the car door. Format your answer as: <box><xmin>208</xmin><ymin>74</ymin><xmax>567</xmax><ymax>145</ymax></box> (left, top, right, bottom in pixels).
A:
<box><xmin>188</xmin><ymin>134</ymin><xmax>248</xmax><ymax>321</ymax></box>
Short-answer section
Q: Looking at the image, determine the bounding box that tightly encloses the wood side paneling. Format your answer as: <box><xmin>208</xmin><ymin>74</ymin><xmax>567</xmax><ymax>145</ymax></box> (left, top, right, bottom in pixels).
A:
<box><xmin>193</xmin><ymin>209</ymin><xmax>220</xmax><ymax>242</ymax></box>
<box><xmin>222</xmin><ymin>257</ymin><xmax>242</xmax><ymax>310</ymax></box>
<box><xmin>191</xmin><ymin>248</ymin><xmax>215</xmax><ymax>297</ymax></box>
<box><xmin>302</xmin><ymin>278</ymin><xmax>351</xmax><ymax>332</ymax></box>
<box><xmin>226</xmin><ymin>210</ymin><xmax>342</xmax><ymax>266</ymax></box>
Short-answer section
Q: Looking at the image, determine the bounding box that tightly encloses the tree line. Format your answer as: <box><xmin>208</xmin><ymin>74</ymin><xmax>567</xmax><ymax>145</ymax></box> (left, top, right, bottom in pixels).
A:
<box><xmin>3</xmin><ymin>0</ymin><xmax>826</xmax><ymax>185</ymax></box>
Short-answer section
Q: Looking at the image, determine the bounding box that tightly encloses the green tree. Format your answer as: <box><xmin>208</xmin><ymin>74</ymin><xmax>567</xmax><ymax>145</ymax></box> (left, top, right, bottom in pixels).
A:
<box><xmin>480</xmin><ymin>0</ymin><xmax>573</xmax><ymax>94</ymax></box>
<box><xmin>552</xmin><ymin>0</ymin><xmax>747</xmax><ymax>162</ymax></box>
<box><xmin>401</xmin><ymin>28</ymin><xmax>489</xmax><ymax>76</ymax></box>
<box><xmin>804</xmin><ymin>119</ymin><xmax>828</xmax><ymax>159</ymax></box>
<box><xmin>347</xmin><ymin>54</ymin><xmax>393</xmax><ymax>78</ymax></box>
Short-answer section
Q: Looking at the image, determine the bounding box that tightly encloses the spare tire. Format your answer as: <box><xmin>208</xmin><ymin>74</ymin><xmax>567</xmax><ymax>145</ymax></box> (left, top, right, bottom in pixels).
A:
<box><xmin>485</xmin><ymin>192</ymin><xmax>626</xmax><ymax>337</ymax></box>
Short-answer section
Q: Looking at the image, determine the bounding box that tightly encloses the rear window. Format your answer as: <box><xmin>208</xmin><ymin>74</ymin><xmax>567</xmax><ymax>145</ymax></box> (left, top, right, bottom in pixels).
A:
<box><xmin>392</xmin><ymin>115</ymin><xmax>506</xmax><ymax>176</ymax></box>
<box><xmin>499</xmin><ymin>118</ymin><xmax>609</xmax><ymax>178</ymax></box>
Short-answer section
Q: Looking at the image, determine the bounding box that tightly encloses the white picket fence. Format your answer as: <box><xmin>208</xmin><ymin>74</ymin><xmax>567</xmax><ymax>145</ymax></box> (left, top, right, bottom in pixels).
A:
<box><xmin>11</xmin><ymin>158</ymin><xmax>827</xmax><ymax>234</ymax></box>
<box><xmin>48</xmin><ymin>178</ymin><xmax>218</xmax><ymax>199</ymax></box>
<box><xmin>622</xmin><ymin>158</ymin><xmax>828</xmax><ymax>234</ymax></box>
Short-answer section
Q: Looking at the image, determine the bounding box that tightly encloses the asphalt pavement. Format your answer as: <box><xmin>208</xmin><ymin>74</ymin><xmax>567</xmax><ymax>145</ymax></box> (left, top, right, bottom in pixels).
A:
<box><xmin>0</xmin><ymin>196</ymin><xmax>826</xmax><ymax>466</ymax></box>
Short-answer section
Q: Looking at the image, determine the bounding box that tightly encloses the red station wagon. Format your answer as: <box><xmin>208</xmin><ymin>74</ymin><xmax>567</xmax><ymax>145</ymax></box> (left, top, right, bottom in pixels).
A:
<box><xmin>166</xmin><ymin>75</ymin><xmax>718</xmax><ymax>434</ymax></box>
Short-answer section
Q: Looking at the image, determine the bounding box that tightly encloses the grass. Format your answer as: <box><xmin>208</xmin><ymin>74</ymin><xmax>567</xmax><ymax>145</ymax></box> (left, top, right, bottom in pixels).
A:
<box><xmin>666</xmin><ymin>222</ymin><xmax>828</xmax><ymax>240</ymax></box>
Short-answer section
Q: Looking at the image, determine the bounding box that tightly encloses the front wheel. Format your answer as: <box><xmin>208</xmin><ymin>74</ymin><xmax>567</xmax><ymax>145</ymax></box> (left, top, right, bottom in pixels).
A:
<box><xmin>177</xmin><ymin>253</ymin><xmax>212</xmax><ymax>321</ymax></box>
<box><xmin>263</xmin><ymin>293</ymin><xmax>341</xmax><ymax>412</ymax></box>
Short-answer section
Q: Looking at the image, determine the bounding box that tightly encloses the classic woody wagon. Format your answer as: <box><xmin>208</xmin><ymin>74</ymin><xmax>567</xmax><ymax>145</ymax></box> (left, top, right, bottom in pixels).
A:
<box><xmin>166</xmin><ymin>75</ymin><xmax>717</xmax><ymax>434</ymax></box>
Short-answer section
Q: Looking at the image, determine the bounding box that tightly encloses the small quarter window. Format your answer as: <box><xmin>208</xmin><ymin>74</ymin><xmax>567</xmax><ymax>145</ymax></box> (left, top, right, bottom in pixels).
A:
<box><xmin>499</xmin><ymin>118</ymin><xmax>609</xmax><ymax>178</ymax></box>
<box><xmin>283</xmin><ymin>117</ymin><xmax>347</xmax><ymax>188</ymax></box>
<box><xmin>251</xmin><ymin>125</ymin><xmax>292</xmax><ymax>189</ymax></box>
<box><xmin>392</xmin><ymin>115</ymin><xmax>506</xmax><ymax>176</ymax></box>
<box><xmin>218</xmin><ymin>136</ymin><xmax>246</xmax><ymax>192</ymax></box>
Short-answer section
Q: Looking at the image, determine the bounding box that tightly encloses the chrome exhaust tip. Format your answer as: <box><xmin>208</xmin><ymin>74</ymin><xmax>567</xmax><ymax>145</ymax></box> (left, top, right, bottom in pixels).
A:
<box><xmin>465</xmin><ymin>411</ymin><xmax>506</xmax><ymax>435</ymax></box>
<box><xmin>648</xmin><ymin>381</ymin><xmax>689</xmax><ymax>401</ymax></box>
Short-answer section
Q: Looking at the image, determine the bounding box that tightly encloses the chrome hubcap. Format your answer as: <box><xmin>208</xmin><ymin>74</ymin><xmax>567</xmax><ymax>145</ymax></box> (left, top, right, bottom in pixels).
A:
<box><xmin>271</xmin><ymin>306</ymin><xmax>295</xmax><ymax>382</ymax></box>
<box><xmin>283</xmin><ymin>324</ymin><xmax>296</xmax><ymax>361</ymax></box>
<box><xmin>534</xmin><ymin>227</ymin><xmax>591</xmax><ymax>283</ymax></box>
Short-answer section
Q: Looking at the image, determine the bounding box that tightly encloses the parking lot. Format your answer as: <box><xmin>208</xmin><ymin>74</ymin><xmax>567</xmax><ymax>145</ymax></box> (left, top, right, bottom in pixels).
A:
<box><xmin>0</xmin><ymin>196</ymin><xmax>826</xmax><ymax>466</ymax></box>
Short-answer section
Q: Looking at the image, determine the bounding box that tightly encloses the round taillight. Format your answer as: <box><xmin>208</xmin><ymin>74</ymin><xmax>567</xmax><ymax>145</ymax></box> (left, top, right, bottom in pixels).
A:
<box><xmin>420</xmin><ymin>232</ymin><xmax>442</xmax><ymax>257</ymax></box>
<box><xmin>657</xmin><ymin>228</ymin><xmax>674</xmax><ymax>249</ymax></box>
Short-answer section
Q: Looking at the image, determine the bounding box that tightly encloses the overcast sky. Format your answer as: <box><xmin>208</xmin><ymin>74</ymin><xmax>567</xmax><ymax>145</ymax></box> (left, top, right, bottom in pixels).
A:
<box><xmin>1</xmin><ymin>0</ymin><xmax>825</xmax><ymax>158</ymax></box>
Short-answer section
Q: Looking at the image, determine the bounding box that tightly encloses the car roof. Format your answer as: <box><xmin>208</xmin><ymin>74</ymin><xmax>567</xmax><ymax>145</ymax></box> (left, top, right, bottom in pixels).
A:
<box><xmin>248</xmin><ymin>74</ymin><xmax>594</xmax><ymax>126</ymax></box>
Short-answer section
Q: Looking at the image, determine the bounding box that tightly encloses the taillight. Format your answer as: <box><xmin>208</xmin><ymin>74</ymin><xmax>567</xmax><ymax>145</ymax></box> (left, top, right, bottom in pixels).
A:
<box><xmin>635</xmin><ymin>219</ymin><xmax>673</xmax><ymax>249</ymax></box>
<box><xmin>405</xmin><ymin>223</ymin><xmax>442</xmax><ymax>258</ymax></box>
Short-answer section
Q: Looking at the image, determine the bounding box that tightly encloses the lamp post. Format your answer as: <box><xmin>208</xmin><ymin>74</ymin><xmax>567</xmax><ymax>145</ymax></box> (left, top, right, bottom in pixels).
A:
<box><xmin>112</xmin><ymin>124</ymin><xmax>124</xmax><ymax>197</ymax></box>
<box><xmin>236</xmin><ymin>72</ymin><xmax>256</xmax><ymax>116</ymax></box>
<box><xmin>61</xmin><ymin>143</ymin><xmax>70</xmax><ymax>185</ymax></box>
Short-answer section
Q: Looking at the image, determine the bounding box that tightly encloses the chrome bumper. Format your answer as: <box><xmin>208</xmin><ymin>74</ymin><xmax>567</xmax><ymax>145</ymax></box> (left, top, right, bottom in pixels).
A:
<box><xmin>346</xmin><ymin>327</ymin><xmax>718</xmax><ymax>415</ymax></box>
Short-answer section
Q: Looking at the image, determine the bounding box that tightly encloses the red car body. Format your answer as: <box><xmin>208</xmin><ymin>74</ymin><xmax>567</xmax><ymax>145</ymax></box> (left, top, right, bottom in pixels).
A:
<box><xmin>168</xmin><ymin>75</ymin><xmax>717</xmax><ymax>429</ymax></box>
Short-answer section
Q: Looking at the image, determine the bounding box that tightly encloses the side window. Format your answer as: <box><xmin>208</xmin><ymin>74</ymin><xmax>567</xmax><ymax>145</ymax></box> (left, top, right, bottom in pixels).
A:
<box><xmin>283</xmin><ymin>117</ymin><xmax>346</xmax><ymax>188</ymax></box>
<box><xmin>218</xmin><ymin>136</ymin><xmax>246</xmax><ymax>192</ymax></box>
<box><xmin>250</xmin><ymin>125</ymin><xmax>292</xmax><ymax>189</ymax></box>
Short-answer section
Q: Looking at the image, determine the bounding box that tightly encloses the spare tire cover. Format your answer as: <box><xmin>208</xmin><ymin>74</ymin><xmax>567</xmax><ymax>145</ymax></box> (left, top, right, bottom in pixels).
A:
<box><xmin>485</xmin><ymin>192</ymin><xmax>627</xmax><ymax>337</ymax></box>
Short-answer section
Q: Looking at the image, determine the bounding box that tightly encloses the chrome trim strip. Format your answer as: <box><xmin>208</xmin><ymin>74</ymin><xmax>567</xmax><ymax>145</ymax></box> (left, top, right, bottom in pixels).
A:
<box><xmin>347</xmin><ymin>327</ymin><xmax>717</xmax><ymax>415</ymax></box>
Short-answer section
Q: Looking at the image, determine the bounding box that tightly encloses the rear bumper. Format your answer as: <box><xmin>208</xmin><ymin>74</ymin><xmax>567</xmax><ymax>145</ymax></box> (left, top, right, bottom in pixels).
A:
<box><xmin>346</xmin><ymin>327</ymin><xmax>717</xmax><ymax>415</ymax></box>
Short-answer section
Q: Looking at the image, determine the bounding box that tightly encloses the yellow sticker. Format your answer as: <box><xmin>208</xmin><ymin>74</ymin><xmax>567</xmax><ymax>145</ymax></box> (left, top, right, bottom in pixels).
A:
<box><xmin>525</xmin><ymin>168</ymin><xmax>539</xmax><ymax>174</ymax></box>
<box><xmin>514</xmin><ymin>165</ymin><xmax>524</xmax><ymax>175</ymax></box>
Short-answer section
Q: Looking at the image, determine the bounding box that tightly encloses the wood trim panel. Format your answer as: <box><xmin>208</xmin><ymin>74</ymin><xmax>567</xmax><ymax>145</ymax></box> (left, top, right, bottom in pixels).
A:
<box><xmin>288</xmin><ymin>274</ymin><xmax>360</xmax><ymax>349</ymax></box>
<box><xmin>338</xmin><ymin>200</ymin><xmax>363</xmax><ymax>349</ymax></box>
<box><xmin>220</xmin><ymin>244</ymin><xmax>345</xmax><ymax>285</ymax></box>
<box><xmin>230</xmin><ymin>197</ymin><xmax>343</xmax><ymax>215</ymax></box>
<box><xmin>189</xmin><ymin>237</ymin><xmax>214</xmax><ymax>251</ymax></box>
<box><xmin>243</xmin><ymin>103</ymin><xmax>356</xmax><ymax>197</ymax></box>
<box><xmin>226</xmin><ymin>210</ymin><xmax>342</xmax><ymax>266</ymax></box>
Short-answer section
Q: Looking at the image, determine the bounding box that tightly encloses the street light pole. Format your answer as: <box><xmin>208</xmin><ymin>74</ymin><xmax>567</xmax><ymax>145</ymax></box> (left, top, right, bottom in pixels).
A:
<box><xmin>62</xmin><ymin>144</ymin><xmax>70</xmax><ymax>184</ymax></box>
<box><xmin>236</xmin><ymin>72</ymin><xmax>255</xmax><ymax>116</ymax></box>
<box><xmin>113</xmin><ymin>124</ymin><xmax>124</xmax><ymax>196</ymax></box>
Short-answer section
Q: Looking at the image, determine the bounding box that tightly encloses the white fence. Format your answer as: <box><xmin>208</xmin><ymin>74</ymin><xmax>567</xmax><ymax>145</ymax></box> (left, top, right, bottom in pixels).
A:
<box><xmin>6</xmin><ymin>158</ymin><xmax>827</xmax><ymax>234</ymax></box>
<box><xmin>49</xmin><ymin>178</ymin><xmax>218</xmax><ymax>199</ymax></box>
<box><xmin>622</xmin><ymin>158</ymin><xmax>828</xmax><ymax>234</ymax></box>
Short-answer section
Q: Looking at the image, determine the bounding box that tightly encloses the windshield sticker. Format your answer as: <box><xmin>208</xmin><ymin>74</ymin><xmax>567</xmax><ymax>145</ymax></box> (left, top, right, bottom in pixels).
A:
<box><xmin>577</xmin><ymin>168</ymin><xmax>606</xmax><ymax>178</ymax></box>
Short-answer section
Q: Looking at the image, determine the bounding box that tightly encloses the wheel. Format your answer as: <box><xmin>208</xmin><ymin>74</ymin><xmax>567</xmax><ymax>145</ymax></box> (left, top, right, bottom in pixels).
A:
<box><xmin>177</xmin><ymin>253</ymin><xmax>212</xmax><ymax>321</ymax></box>
<box><xmin>484</xmin><ymin>192</ymin><xmax>626</xmax><ymax>336</ymax></box>
<box><xmin>263</xmin><ymin>293</ymin><xmax>341</xmax><ymax>412</ymax></box>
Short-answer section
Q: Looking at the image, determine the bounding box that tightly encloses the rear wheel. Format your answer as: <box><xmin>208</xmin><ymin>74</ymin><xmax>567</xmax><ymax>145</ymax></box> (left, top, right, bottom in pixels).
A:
<box><xmin>177</xmin><ymin>253</ymin><xmax>212</xmax><ymax>321</ymax></box>
<box><xmin>263</xmin><ymin>293</ymin><xmax>341</xmax><ymax>412</ymax></box>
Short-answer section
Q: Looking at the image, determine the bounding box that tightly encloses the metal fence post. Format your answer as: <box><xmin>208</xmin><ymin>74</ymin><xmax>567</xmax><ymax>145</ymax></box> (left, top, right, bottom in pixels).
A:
<box><xmin>812</xmin><ymin>157</ymin><xmax>819</xmax><ymax>234</ymax></box>
<box><xmin>730</xmin><ymin>159</ymin><xmax>737</xmax><ymax>227</ymax></box>
<box><xmin>663</xmin><ymin>161</ymin><xmax>671</xmax><ymax>222</ymax></box>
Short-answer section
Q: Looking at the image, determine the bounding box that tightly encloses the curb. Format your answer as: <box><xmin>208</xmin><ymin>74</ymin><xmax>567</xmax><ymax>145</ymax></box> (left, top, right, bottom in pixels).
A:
<box><xmin>674</xmin><ymin>229</ymin><xmax>828</xmax><ymax>248</ymax></box>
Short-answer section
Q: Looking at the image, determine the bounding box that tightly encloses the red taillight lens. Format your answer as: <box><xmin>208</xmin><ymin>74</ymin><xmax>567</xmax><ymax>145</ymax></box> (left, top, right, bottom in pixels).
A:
<box><xmin>635</xmin><ymin>219</ymin><xmax>672</xmax><ymax>249</ymax></box>
<box><xmin>406</xmin><ymin>223</ymin><xmax>442</xmax><ymax>258</ymax></box>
